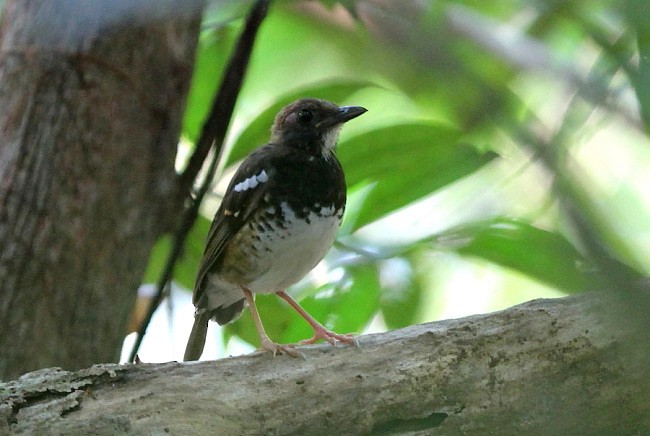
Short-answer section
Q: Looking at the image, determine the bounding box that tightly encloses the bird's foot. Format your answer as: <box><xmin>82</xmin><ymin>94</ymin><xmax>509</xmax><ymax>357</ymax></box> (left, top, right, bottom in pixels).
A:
<box><xmin>258</xmin><ymin>337</ymin><xmax>305</xmax><ymax>359</ymax></box>
<box><xmin>299</xmin><ymin>326</ymin><xmax>359</xmax><ymax>348</ymax></box>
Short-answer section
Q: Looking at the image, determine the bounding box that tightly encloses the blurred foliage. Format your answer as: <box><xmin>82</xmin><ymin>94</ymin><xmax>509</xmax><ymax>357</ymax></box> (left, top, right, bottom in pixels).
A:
<box><xmin>143</xmin><ymin>0</ymin><xmax>650</xmax><ymax>353</ymax></box>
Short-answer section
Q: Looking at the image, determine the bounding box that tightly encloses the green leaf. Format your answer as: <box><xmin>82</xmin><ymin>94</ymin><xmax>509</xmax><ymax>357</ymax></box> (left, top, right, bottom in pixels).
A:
<box><xmin>337</xmin><ymin>123</ymin><xmax>497</xmax><ymax>230</ymax></box>
<box><xmin>181</xmin><ymin>26</ymin><xmax>239</xmax><ymax>143</ymax></box>
<box><xmin>140</xmin><ymin>216</ymin><xmax>211</xmax><ymax>290</ymax></box>
<box><xmin>435</xmin><ymin>219</ymin><xmax>596</xmax><ymax>293</ymax></box>
<box><xmin>141</xmin><ymin>235</ymin><xmax>172</xmax><ymax>285</ymax></box>
<box><xmin>625</xmin><ymin>0</ymin><xmax>650</xmax><ymax>129</ymax></box>
<box><xmin>238</xmin><ymin>7</ymin><xmax>377</xmax><ymax>102</ymax></box>
<box><xmin>173</xmin><ymin>216</ymin><xmax>212</xmax><ymax>290</ymax></box>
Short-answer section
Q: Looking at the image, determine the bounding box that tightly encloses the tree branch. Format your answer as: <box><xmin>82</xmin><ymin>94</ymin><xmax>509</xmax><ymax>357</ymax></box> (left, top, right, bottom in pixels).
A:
<box><xmin>3</xmin><ymin>292</ymin><xmax>648</xmax><ymax>434</ymax></box>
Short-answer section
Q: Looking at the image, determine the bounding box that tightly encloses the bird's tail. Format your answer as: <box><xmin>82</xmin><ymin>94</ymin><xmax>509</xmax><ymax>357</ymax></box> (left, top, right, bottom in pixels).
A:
<box><xmin>184</xmin><ymin>311</ymin><xmax>210</xmax><ymax>361</ymax></box>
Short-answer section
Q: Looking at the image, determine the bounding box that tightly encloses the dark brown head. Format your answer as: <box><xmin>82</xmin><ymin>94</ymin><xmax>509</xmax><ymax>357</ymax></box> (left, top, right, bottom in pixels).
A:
<box><xmin>270</xmin><ymin>98</ymin><xmax>367</xmax><ymax>156</ymax></box>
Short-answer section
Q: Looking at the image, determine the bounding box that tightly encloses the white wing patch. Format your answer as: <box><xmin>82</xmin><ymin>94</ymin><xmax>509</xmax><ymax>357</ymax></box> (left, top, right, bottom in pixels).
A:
<box><xmin>233</xmin><ymin>169</ymin><xmax>269</xmax><ymax>193</ymax></box>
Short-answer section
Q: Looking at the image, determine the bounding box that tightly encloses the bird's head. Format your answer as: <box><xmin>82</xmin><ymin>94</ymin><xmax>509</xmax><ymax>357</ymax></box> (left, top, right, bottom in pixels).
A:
<box><xmin>270</xmin><ymin>98</ymin><xmax>367</xmax><ymax>156</ymax></box>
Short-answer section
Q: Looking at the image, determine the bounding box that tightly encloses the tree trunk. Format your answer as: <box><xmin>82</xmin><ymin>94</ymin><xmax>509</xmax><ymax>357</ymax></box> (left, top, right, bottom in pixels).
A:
<box><xmin>1</xmin><ymin>292</ymin><xmax>648</xmax><ymax>435</ymax></box>
<box><xmin>0</xmin><ymin>0</ymin><xmax>203</xmax><ymax>380</ymax></box>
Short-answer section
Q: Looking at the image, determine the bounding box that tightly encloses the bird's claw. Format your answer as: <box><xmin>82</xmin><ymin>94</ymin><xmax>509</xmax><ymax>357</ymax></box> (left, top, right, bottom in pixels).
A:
<box><xmin>299</xmin><ymin>328</ymin><xmax>359</xmax><ymax>348</ymax></box>
<box><xmin>258</xmin><ymin>338</ymin><xmax>306</xmax><ymax>359</ymax></box>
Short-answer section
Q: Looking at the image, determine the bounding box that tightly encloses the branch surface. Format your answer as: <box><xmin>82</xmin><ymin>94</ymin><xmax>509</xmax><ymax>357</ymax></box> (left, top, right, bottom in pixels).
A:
<box><xmin>2</xmin><ymin>292</ymin><xmax>648</xmax><ymax>435</ymax></box>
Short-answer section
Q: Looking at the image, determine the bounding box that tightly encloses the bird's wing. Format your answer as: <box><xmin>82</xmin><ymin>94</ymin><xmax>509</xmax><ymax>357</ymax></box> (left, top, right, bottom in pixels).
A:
<box><xmin>192</xmin><ymin>145</ymin><xmax>280</xmax><ymax>306</ymax></box>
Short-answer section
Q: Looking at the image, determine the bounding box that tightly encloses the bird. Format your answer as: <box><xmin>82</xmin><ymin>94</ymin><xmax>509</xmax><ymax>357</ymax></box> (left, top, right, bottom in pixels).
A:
<box><xmin>183</xmin><ymin>98</ymin><xmax>367</xmax><ymax>361</ymax></box>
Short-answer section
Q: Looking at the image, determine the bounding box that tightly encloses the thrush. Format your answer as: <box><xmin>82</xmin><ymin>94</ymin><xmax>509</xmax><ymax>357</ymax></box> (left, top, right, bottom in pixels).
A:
<box><xmin>184</xmin><ymin>98</ymin><xmax>367</xmax><ymax>361</ymax></box>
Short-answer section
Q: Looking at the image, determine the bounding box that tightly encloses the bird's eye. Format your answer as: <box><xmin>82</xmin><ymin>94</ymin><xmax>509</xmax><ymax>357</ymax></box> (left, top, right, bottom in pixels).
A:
<box><xmin>297</xmin><ymin>109</ymin><xmax>313</xmax><ymax>123</ymax></box>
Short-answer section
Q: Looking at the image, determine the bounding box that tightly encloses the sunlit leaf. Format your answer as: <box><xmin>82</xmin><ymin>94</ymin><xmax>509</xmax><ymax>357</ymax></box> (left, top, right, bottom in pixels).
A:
<box><xmin>434</xmin><ymin>219</ymin><xmax>597</xmax><ymax>293</ymax></box>
<box><xmin>173</xmin><ymin>216</ymin><xmax>212</xmax><ymax>290</ymax></box>
<box><xmin>338</xmin><ymin>123</ymin><xmax>497</xmax><ymax>229</ymax></box>
<box><xmin>141</xmin><ymin>236</ymin><xmax>172</xmax><ymax>285</ymax></box>
<box><xmin>181</xmin><ymin>25</ymin><xmax>239</xmax><ymax>143</ymax></box>
<box><xmin>240</xmin><ymin>7</ymin><xmax>377</xmax><ymax>101</ymax></box>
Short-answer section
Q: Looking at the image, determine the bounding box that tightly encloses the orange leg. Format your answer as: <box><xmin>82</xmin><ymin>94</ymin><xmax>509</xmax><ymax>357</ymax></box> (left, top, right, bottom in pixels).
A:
<box><xmin>276</xmin><ymin>291</ymin><xmax>358</xmax><ymax>347</ymax></box>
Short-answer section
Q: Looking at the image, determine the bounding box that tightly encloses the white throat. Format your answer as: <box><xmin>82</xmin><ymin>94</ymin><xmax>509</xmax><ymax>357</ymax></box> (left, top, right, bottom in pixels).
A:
<box><xmin>322</xmin><ymin>125</ymin><xmax>342</xmax><ymax>156</ymax></box>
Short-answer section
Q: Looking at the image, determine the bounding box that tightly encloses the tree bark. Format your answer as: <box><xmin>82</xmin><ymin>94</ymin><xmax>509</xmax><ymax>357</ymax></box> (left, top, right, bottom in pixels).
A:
<box><xmin>0</xmin><ymin>0</ymin><xmax>203</xmax><ymax>379</ymax></box>
<box><xmin>1</xmin><ymin>292</ymin><xmax>648</xmax><ymax>435</ymax></box>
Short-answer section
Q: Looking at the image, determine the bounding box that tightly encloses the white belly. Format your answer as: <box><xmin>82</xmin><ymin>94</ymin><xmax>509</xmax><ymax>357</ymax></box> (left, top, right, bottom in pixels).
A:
<box><xmin>205</xmin><ymin>201</ymin><xmax>341</xmax><ymax>310</ymax></box>
<box><xmin>247</xmin><ymin>202</ymin><xmax>341</xmax><ymax>293</ymax></box>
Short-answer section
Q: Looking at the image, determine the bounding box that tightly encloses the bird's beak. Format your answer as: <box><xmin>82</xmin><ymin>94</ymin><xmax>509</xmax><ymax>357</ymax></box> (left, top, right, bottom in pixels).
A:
<box><xmin>317</xmin><ymin>106</ymin><xmax>367</xmax><ymax>129</ymax></box>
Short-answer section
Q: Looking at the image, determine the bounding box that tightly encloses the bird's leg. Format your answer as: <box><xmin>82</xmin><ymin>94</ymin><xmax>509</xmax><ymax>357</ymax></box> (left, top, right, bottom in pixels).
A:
<box><xmin>276</xmin><ymin>291</ymin><xmax>359</xmax><ymax>347</ymax></box>
<box><xmin>241</xmin><ymin>287</ymin><xmax>304</xmax><ymax>358</ymax></box>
